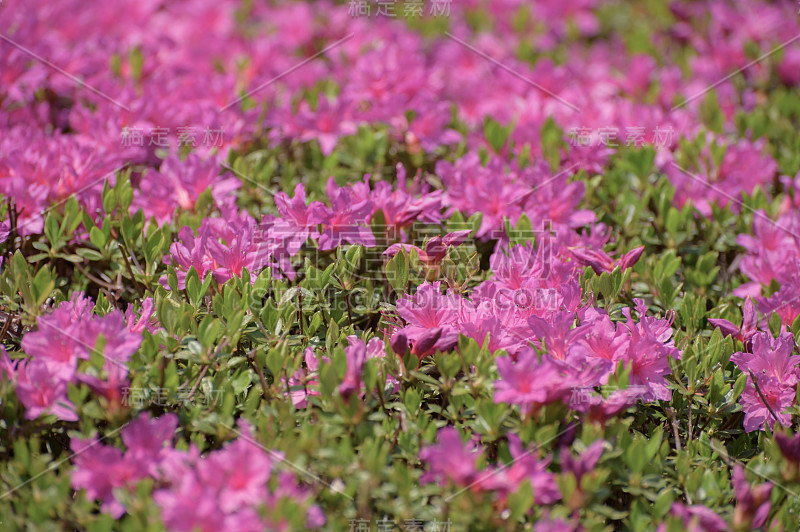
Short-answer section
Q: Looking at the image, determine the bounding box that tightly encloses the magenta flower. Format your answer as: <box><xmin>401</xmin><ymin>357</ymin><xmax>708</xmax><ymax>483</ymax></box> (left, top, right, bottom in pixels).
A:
<box><xmin>82</xmin><ymin>310</ymin><xmax>143</xmax><ymax>373</ymax></box>
<box><xmin>404</xmin><ymin>102</ymin><xmax>462</xmax><ymax>152</ymax></box>
<box><xmin>20</xmin><ymin>293</ymin><xmax>93</xmax><ymax>381</ymax></box>
<box><xmin>384</xmin><ymin>230</ymin><xmax>471</xmax><ymax>266</ymax></box>
<box><xmin>420</xmin><ymin>428</ymin><xmax>483</xmax><ymax>487</ymax></box>
<box><xmin>286</xmin><ymin>347</ymin><xmax>329</xmax><ymax>408</ymax></box>
<box><xmin>437</xmin><ymin>154</ymin><xmax>531</xmax><ymax>239</ymax></box>
<box><xmin>656</xmin><ymin>503</ymin><xmax>728</xmax><ymax>532</ymax></box>
<box><xmin>358</xmin><ymin>176</ymin><xmax>444</xmax><ymax>234</ymax></box>
<box><xmin>775</xmin><ymin>431</ymin><xmax>800</xmax><ymax>464</ymax></box>
<box><xmin>616</xmin><ymin>300</ymin><xmax>681</xmax><ymax>401</ymax></box>
<box><xmin>133</xmin><ymin>154</ymin><xmax>239</xmax><ymax>223</ymax></box>
<box><xmin>281</xmin><ymin>97</ymin><xmax>357</xmax><ymax>156</ymax></box>
<box><xmin>730</xmin><ymin>332</ymin><xmax>800</xmax><ymax>431</ymax></box>
<box><xmin>493</xmin><ymin>349</ymin><xmax>577</xmax><ymax>415</ymax></box>
<box><xmin>527</xmin><ymin>311</ymin><xmax>590</xmax><ymax>361</ymax></box>
<box><xmin>125</xmin><ymin>297</ymin><xmax>159</xmax><ymax>334</ymax></box>
<box><xmin>71</xmin><ymin>413</ymin><xmax>178</xmax><ymax>517</ymax></box>
<box><xmin>15</xmin><ymin>359</ymin><xmax>78</xmax><ymax>421</ymax></box>
<box><xmin>161</xmin><ymin>225</ymin><xmax>215</xmax><ymax>290</ymax></box>
<box><xmin>569</xmin><ymin>311</ymin><xmax>630</xmax><ymax>365</ymax></box>
<box><xmin>459</xmin><ymin>306</ymin><xmax>527</xmax><ymax>354</ymax></box>
<box><xmin>481</xmin><ymin>435</ymin><xmax>560</xmax><ymax>504</ymax></box>
<box><xmin>312</xmin><ymin>177</ymin><xmax>376</xmax><ymax>250</ymax></box>
<box><xmin>569</xmin><ymin>245</ymin><xmax>645</xmax><ymax>275</ymax></box>
<box><xmin>756</xmin><ymin>270</ymin><xmax>800</xmax><ymax>327</ymax></box>
<box><xmin>394</xmin><ymin>281</ymin><xmax>462</xmax><ymax>357</ymax></box>
<box><xmin>273</xmin><ymin>183</ymin><xmax>324</xmax><ymax>255</ymax></box>
<box><xmin>569</xmin><ymin>387</ymin><xmax>647</xmax><ymax>424</ymax></box>
<box><xmin>0</xmin><ymin>346</ymin><xmax>14</xmax><ymax>384</ymax></box>
<box><xmin>732</xmin><ymin>464</ymin><xmax>772</xmax><ymax>530</ymax></box>
<box><xmin>154</xmin><ymin>420</ymin><xmax>323</xmax><ymax>530</ymax></box>
<box><xmin>339</xmin><ymin>336</ymin><xmax>367</xmax><ymax>398</ymax></box>
<box><xmin>120</xmin><ymin>413</ymin><xmax>179</xmax><ymax>477</ymax></box>
<box><xmin>71</xmin><ymin>436</ymin><xmax>139</xmax><ymax>518</ymax></box>
<box><xmin>199</xmin><ymin>424</ymin><xmax>274</xmax><ymax>513</ymax></box>
<box><xmin>559</xmin><ymin>440</ymin><xmax>605</xmax><ymax>483</ymax></box>
<box><xmin>708</xmin><ymin>297</ymin><xmax>759</xmax><ymax>348</ymax></box>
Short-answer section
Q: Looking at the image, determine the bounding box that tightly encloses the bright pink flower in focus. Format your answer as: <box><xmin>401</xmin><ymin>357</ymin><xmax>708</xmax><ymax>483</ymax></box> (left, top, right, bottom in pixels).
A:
<box><xmin>730</xmin><ymin>332</ymin><xmax>800</xmax><ymax>431</ymax></box>
<box><xmin>313</xmin><ymin>177</ymin><xmax>376</xmax><ymax>250</ymax></box>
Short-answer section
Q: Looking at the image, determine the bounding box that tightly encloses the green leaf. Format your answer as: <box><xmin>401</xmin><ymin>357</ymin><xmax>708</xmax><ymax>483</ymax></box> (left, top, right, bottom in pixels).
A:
<box><xmin>385</xmin><ymin>247</ymin><xmax>409</xmax><ymax>294</ymax></box>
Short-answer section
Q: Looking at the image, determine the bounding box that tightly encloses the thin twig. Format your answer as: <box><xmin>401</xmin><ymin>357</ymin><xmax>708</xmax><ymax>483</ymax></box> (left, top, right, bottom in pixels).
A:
<box><xmin>667</xmin><ymin>407</ymin><xmax>681</xmax><ymax>451</ymax></box>
<box><xmin>120</xmin><ymin>244</ymin><xmax>145</xmax><ymax>297</ymax></box>
<box><xmin>74</xmin><ymin>263</ymin><xmax>122</xmax><ymax>291</ymax></box>
<box><xmin>345</xmin><ymin>292</ymin><xmax>353</xmax><ymax>328</ymax></box>
<box><xmin>248</xmin><ymin>348</ymin><xmax>272</xmax><ymax>401</ymax></box>
<box><xmin>298</xmin><ymin>289</ymin><xmax>304</xmax><ymax>337</ymax></box>
<box><xmin>0</xmin><ymin>315</ymin><xmax>13</xmax><ymax>344</ymax></box>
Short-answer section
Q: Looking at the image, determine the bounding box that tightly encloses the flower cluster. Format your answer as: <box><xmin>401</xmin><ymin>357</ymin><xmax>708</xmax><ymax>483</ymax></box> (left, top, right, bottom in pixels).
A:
<box><xmin>3</xmin><ymin>294</ymin><xmax>148</xmax><ymax>421</ymax></box>
<box><xmin>3</xmin><ymin>0</ymin><xmax>800</xmax><ymax>529</ymax></box>
<box><xmin>71</xmin><ymin>414</ymin><xmax>324</xmax><ymax>530</ymax></box>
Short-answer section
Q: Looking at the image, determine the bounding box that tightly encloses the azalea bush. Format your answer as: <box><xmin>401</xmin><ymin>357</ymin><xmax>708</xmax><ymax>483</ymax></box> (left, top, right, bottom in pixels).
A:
<box><xmin>3</xmin><ymin>0</ymin><xmax>800</xmax><ymax>530</ymax></box>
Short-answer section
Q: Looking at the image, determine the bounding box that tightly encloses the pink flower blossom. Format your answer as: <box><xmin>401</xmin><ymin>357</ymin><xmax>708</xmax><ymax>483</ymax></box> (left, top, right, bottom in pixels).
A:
<box><xmin>273</xmin><ymin>183</ymin><xmax>324</xmax><ymax>255</ymax></box>
<box><xmin>569</xmin><ymin>245</ymin><xmax>644</xmax><ymax>275</ymax></box>
<box><xmin>708</xmin><ymin>297</ymin><xmax>759</xmax><ymax>348</ymax></box>
<box><xmin>420</xmin><ymin>428</ymin><xmax>483</xmax><ymax>487</ymax></box>
<box><xmin>732</xmin><ymin>464</ymin><xmax>772</xmax><ymax>530</ymax></box>
<box><xmin>313</xmin><ymin>177</ymin><xmax>376</xmax><ymax>250</ymax></box>
<box><xmin>493</xmin><ymin>349</ymin><xmax>577</xmax><ymax>415</ymax></box>
<box><xmin>730</xmin><ymin>332</ymin><xmax>799</xmax><ymax>431</ymax></box>
<box><xmin>15</xmin><ymin>359</ymin><xmax>78</xmax><ymax>422</ymax></box>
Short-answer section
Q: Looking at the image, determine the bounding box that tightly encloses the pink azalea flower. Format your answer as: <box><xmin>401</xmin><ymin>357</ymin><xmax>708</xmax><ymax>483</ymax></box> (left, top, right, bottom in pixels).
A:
<box><xmin>286</xmin><ymin>347</ymin><xmax>329</xmax><ymax>408</ymax></box>
<box><xmin>125</xmin><ymin>297</ymin><xmax>159</xmax><ymax>334</ymax></box>
<box><xmin>755</xmin><ymin>268</ymin><xmax>800</xmax><ymax>326</ymax></box>
<box><xmin>732</xmin><ymin>465</ymin><xmax>772</xmax><ymax>530</ymax></box>
<box><xmin>198</xmin><ymin>422</ymin><xmax>274</xmax><ymax>513</ymax></box>
<box><xmin>20</xmin><ymin>294</ymin><xmax>93</xmax><ymax>381</ymax></box>
<box><xmin>420</xmin><ymin>428</ymin><xmax>483</xmax><ymax>486</ymax></box>
<box><xmin>560</xmin><ymin>440</ymin><xmax>605</xmax><ymax>484</ymax></box>
<box><xmin>273</xmin><ymin>183</ymin><xmax>324</xmax><ymax>255</ymax></box>
<box><xmin>133</xmin><ymin>154</ymin><xmax>239</xmax><ymax>223</ymax></box>
<box><xmin>71</xmin><ymin>436</ymin><xmax>140</xmax><ymax>518</ymax></box>
<box><xmin>281</xmin><ymin>97</ymin><xmax>357</xmax><ymax>156</ymax></box>
<box><xmin>730</xmin><ymin>332</ymin><xmax>800</xmax><ymax>431</ymax></box>
<box><xmin>656</xmin><ymin>503</ymin><xmax>728</xmax><ymax>532</ymax></box>
<box><xmin>665</xmin><ymin>138</ymin><xmax>778</xmax><ymax>217</ymax></box>
<box><xmin>493</xmin><ymin>349</ymin><xmax>577</xmax><ymax>415</ymax></box>
<box><xmin>708</xmin><ymin>297</ymin><xmax>759</xmax><ymax>348</ymax></box>
<box><xmin>481</xmin><ymin>435</ymin><xmax>560</xmax><ymax>504</ymax></box>
<box><xmin>569</xmin><ymin>387</ymin><xmax>647</xmax><ymax>424</ymax></box>
<box><xmin>393</xmin><ymin>281</ymin><xmax>462</xmax><ymax>357</ymax></box>
<box><xmin>313</xmin><ymin>177</ymin><xmax>376</xmax><ymax>250</ymax></box>
<box><xmin>339</xmin><ymin>336</ymin><xmax>367</xmax><ymax>398</ymax></box>
<box><xmin>0</xmin><ymin>346</ymin><xmax>15</xmax><ymax>384</ymax></box>
<box><xmin>161</xmin><ymin>225</ymin><xmax>215</xmax><ymax>290</ymax></box>
<box><xmin>775</xmin><ymin>431</ymin><xmax>800</xmax><ymax>465</ymax></box>
<box><xmin>737</xmin><ymin>376</ymin><xmax>795</xmax><ymax>432</ymax></box>
<box><xmin>82</xmin><ymin>310</ymin><xmax>142</xmax><ymax>373</ymax></box>
<box><xmin>617</xmin><ymin>301</ymin><xmax>681</xmax><ymax>401</ymax></box>
<box><xmin>15</xmin><ymin>359</ymin><xmax>78</xmax><ymax>421</ymax></box>
<box><xmin>384</xmin><ymin>230</ymin><xmax>471</xmax><ymax>266</ymax></box>
<box><xmin>569</xmin><ymin>245</ymin><xmax>644</xmax><ymax>275</ymax></box>
<box><xmin>120</xmin><ymin>413</ymin><xmax>179</xmax><ymax>477</ymax></box>
<box><xmin>404</xmin><ymin>102</ymin><xmax>462</xmax><ymax>152</ymax></box>
<box><xmin>207</xmin><ymin>220</ymin><xmax>272</xmax><ymax>284</ymax></box>
<box><xmin>527</xmin><ymin>311</ymin><xmax>590</xmax><ymax>361</ymax></box>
